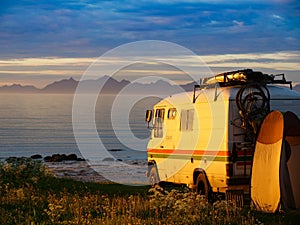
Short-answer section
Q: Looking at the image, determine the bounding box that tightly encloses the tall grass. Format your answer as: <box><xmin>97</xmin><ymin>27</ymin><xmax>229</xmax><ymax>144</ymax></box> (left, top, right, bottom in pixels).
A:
<box><xmin>0</xmin><ymin>157</ymin><xmax>297</xmax><ymax>224</ymax></box>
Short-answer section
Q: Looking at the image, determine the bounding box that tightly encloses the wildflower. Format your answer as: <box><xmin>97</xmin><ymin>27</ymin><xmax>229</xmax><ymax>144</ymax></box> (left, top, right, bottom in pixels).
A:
<box><xmin>2</xmin><ymin>163</ymin><xmax>12</xmax><ymax>172</ymax></box>
<box><xmin>16</xmin><ymin>188</ymin><xmax>25</xmax><ymax>199</ymax></box>
<box><xmin>18</xmin><ymin>164</ymin><xmax>27</xmax><ymax>172</ymax></box>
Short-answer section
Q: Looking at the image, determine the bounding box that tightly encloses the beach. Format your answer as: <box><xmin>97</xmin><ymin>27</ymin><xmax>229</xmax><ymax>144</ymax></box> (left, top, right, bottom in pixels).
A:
<box><xmin>44</xmin><ymin>158</ymin><xmax>148</xmax><ymax>185</ymax></box>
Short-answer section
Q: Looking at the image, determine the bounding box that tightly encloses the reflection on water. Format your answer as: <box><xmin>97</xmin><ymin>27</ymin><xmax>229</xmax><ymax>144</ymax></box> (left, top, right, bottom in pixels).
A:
<box><xmin>0</xmin><ymin>93</ymin><xmax>158</xmax><ymax>161</ymax></box>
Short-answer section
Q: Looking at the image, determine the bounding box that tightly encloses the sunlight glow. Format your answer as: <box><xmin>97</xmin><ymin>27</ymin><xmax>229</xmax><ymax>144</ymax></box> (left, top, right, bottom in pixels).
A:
<box><xmin>0</xmin><ymin>51</ymin><xmax>299</xmax><ymax>87</ymax></box>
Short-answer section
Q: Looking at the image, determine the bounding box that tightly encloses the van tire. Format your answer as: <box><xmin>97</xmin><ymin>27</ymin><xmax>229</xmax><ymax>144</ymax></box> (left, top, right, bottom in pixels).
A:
<box><xmin>149</xmin><ymin>166</ymin><xmax>160</xmax><ymax>186</ymax></box>
<box><xmin>196</xmin><ymin>173</ymin><xmax>211</xmax><ymax>200</ymax></box>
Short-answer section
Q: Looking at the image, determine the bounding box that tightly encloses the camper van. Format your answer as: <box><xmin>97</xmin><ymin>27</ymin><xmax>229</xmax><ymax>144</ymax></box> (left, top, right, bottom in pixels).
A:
<box><xmin>145</xmin><ymin>69</ymin><xmax>300</xmax><ymax>199</ymax></box>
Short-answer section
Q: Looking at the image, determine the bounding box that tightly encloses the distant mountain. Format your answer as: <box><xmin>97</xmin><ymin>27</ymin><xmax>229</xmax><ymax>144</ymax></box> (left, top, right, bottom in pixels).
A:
<box><xmin>68</xmin><ymin>76</ymin><xmax>131</xmax><ymax>94</ymax></box>
<box><xmin>42</xmin><ymin>77</ymin><xmax>79</xmax><ymax>93</ymax></box>
<box><xmin>180</xmin><ymin>81</ymin><xmax>198</xmax><ymax>91</ymax></box>
<box><xmin>0</xmin><ymin>76</ymin><xmax>198</xmax><ymax>94</ymax></box>
<box><xmin>0</xmin><ymin>76</ymin><xmax>130</xmax><ymax>94</ymax></box>
<box><xmin>0</xmin><ymin>84</ymin><xmax>39</xmax><ymax>93</ymax></box>
<box><xmin>294</xmin><ymin>84</ymin><xmax>300</xmax><ymax>93</ymax></box>
<box><xmin>124</xmin><ymin>80</ymin><xmax>177</xmax><ymax>95</ymax></box>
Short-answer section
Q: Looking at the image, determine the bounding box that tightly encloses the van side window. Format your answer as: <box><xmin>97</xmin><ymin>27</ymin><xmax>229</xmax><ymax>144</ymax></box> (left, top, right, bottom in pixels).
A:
<box><xmin>154</xmin><ymin>108</ymin><xmax>165</xmax><ymax>137</ymax></box>
<box><xmin>168</xmin><ymin>108</ymin><xmax>177</xmax><ymax>119</ymax></box>
<box><xmin>180</xmin><ymin>109</ymin><xmax>194</xmax><ymax>131</ymax></box>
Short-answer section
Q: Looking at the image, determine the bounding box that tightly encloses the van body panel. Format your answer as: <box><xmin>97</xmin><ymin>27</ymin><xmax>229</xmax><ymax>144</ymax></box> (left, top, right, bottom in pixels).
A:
<box><xmin>147</xmin><ymin>84</ymin><xmax>300</xmax><ymax>193</ymax></box>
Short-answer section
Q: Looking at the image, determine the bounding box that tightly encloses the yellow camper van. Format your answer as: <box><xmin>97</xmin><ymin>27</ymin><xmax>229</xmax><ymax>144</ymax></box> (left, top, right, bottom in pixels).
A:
<box><xmin>146</xmin><ymin>69</ymin><xmax>300</xmax><ymax>199</ymax></box>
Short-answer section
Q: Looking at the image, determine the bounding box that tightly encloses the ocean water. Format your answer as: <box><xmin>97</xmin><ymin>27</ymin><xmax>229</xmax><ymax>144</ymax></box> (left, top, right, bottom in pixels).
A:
<box><xmin>0</xmin><ymin>93</ymin><xmax>158</xmax><ymax>161</ymax></box>
<box><xmin>0</xmin><ymin>93</ymin><xmax>164</xmax><ymax>184</ymax></box>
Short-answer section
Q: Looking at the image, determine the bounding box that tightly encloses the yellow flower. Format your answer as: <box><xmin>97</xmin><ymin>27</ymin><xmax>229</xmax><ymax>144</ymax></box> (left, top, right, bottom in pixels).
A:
<box><xmin>2</xmin><ymin>163</ymin><xmax>12</xmax><ymax>172</ymax></box>
<box><xmin>16</xmin><ymin>188</ymin><xmax>25</xmax><ymax>199</ymax></box>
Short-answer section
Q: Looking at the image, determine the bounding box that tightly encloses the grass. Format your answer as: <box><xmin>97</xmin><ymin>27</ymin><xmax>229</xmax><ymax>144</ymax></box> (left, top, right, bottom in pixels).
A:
<box><xmin>0</xmin><ymin>157</ymin><xmax>299</xmax><ymax>224</ymax></box>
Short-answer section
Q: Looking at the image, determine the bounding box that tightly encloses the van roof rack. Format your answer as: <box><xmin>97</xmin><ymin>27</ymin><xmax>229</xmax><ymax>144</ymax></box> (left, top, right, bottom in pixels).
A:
<box><xmin>202</xmin><ymin>69</ymin><xmax>292</xmax><ymax>88</ymax></box>
<box><xmin>193</xmin><ymin>69</ymin><xmax>292</xmax><ymax>103</ymax></box>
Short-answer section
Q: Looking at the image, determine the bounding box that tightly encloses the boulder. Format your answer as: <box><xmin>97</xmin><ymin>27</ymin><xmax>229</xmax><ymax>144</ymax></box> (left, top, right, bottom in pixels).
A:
<box><xmin>31</xmin><ymin>154</ymin><xmax>43</xmax><ymax>159</ymax></box>
<box><xmin>44</xmin><ymin>153</ymin><xmax>84</xmax><ymax>162</ymax></box>
<box><xmin>67</xmin><ymin>154</ymin><xmax>77</xmax><ymax>161</ymax></box>
<box><xmin>44</xmin><ymin>156</ymin><xmax>52</xmax><ymax>162</ymax></box>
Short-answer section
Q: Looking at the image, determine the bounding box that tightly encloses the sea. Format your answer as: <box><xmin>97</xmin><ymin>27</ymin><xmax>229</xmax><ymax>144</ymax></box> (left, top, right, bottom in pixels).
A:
<box><xmin>0</xmin><ymin>93</ymin><xmax>160</xmax><ymax>184</ymax></box>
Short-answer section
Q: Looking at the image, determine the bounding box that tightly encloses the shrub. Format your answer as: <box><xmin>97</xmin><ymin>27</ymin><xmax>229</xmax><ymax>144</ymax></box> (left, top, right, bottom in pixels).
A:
<box><xmin>148</xmin><ymin>185</ymin><xmax>259</xmax><ymax>225</ymax></box>
<box><xmin>0</xmin><ymin>157</ymin><xmax>49</xmax><ymax>193</ymax></box>
<box><xmin>0</xmin><ymin>157</ymin><xmax>295</xmax><ymax>224</ymax></box>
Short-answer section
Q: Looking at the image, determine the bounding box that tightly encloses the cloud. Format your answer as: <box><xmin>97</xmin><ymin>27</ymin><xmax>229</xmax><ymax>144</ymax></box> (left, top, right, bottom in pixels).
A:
<box><xmin>0</xmin><ymin>57</ymin><xmax>94</xmax><ymax>87</ymax></box>
<box><xmin>272</xmin><ymin>14</ymin><xmax>284</xmax><ymax>20</ymax></box>
<box><xmin>0</xmin><ymin>57</ymin><xmax>94</xmax><ymax>66</ymax></box>
<box><xmin>0</xmin><ymin>0</ymin><xmax>299</xmax><ymax>59</ymax></box>
<box><xmin>202</xmin><ymin>51</ymin><xmax>300</xmax><ymax>70</ymax></box>
<box><xmin>0</xmin><ymin>51</ymin><xmax>299</xmax><ymax>88</ymax></box>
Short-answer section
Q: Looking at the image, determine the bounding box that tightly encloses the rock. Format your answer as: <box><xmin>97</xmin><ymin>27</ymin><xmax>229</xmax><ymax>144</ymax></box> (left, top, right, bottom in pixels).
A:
<box><xmin>44</xmin><ymin>153</ymin><xmax>85</xmax><ymax>162</ymax></box>
<box><xmin>61</xmin><ymin>154</ymin><xmax>68</xmax><ymax>161</ymax></box>
<box><xmin>51</xmin><ymin>154</ymin><xmax>63</xmax><ymax>162</ymax></box>
<box><xmin>67</xmin><ymin>154</ymin><xmax>77</xmax><ymax>161</ymax></box>
<box><xmin>31</xmin><ymin>154</ymin><xmax>43</xmax><ymax>159</ymax></box>
<box><xmin>44</xmin><ymin>156</ymin><xmax>52</xmax><ymax>162</ymax></box>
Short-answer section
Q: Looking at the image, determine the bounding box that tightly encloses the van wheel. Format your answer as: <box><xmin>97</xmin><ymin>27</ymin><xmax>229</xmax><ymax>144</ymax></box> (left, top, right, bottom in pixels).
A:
<box><xmin>149</xmin><ymin>166</ymin><xmax>160</xmax><ymax>186</ymax></box>
<box><xmin>196</xmin><ymin>173</ymin><xmax>211</xmax><ymax>200</ymax></box>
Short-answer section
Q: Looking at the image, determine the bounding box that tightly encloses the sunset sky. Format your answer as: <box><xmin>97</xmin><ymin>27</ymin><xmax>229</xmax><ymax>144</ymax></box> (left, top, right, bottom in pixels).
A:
<box><xmin>0</xmin><ymin>0</ymin><xmax>299</xmax><ymax>88</ymax></box>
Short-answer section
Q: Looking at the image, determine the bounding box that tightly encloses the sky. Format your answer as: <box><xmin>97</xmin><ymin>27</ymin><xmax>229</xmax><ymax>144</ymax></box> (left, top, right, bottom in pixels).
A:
<box><xmin>0</xmin><ymin>0</ymin><xmax>299</xmax><ymax>88</ymax></box>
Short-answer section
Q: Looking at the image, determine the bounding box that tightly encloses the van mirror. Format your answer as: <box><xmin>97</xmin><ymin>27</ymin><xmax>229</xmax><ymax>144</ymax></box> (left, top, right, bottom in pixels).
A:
<box><xmin>145</xmin><ymin>110</ymin><xmax>153</xmax><ymax>123</ymax></box>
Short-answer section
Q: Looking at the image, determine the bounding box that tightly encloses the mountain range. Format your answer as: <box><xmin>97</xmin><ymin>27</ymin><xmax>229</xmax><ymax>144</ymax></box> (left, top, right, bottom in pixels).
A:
<box><xmin>0</xmin><ymin>76</ymin><xmax>299</xmax><ymax>94</ymax></box>
<box><xmin>0</xmin><ymin>76</ymin><xmax>197</xmax><ymax>94</ymax></box>
<box><xmin>293</xmin><ymin>84</ymin><xmax>300</xmax><ymax>93</ymax></box>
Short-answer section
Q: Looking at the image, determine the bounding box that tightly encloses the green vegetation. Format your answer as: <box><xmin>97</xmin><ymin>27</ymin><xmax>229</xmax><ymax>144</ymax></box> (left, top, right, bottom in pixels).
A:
<box><xmin>0</xmin><ymin>157</ymin><xmax>299</xmax><ymax>224</ymax></box>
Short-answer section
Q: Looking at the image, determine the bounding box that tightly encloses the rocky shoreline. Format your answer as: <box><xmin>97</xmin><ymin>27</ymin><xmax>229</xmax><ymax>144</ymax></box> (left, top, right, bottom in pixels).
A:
<box><xmin>2</xmin><ymin>154</ymin><xmax>148</xmax><ymax>184</ymax></box>
<box><xmin>45</xmin><ymin>160</ymin><xmax>109</xmax><ymax>183</ymax></box>
<box><xmin>30</xmin><ymin>153</ymin><xmax>85</xmax><ymax>162</ymax></box>
<box><xmin>28</xmin><ymin>153</ymin><xmax>108</xmax><ymax>182</ymax></box>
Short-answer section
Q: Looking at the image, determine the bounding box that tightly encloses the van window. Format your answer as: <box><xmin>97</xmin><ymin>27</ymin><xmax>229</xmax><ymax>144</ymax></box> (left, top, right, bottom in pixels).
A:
<box><xmin>180</xmin><ymin>109</ymin><xmax>194</xmax><ymax>131</ymax></box>
<box><xmin>154</xmin><ymin>108</ymin><xmax>165</xmax><ymax>137</ymax></box>
<box><xmin>168</xmin><ymin>108</ymin><xmax>177</xmax><ymax>119</ymax></box>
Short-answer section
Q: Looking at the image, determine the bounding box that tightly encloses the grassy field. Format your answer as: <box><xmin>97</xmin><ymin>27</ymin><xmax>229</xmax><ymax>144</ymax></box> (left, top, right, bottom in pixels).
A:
<box><xmin>0</xmin><ymin>157</ymin><xmax>299</xmax><ymax>225</ymax></box>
